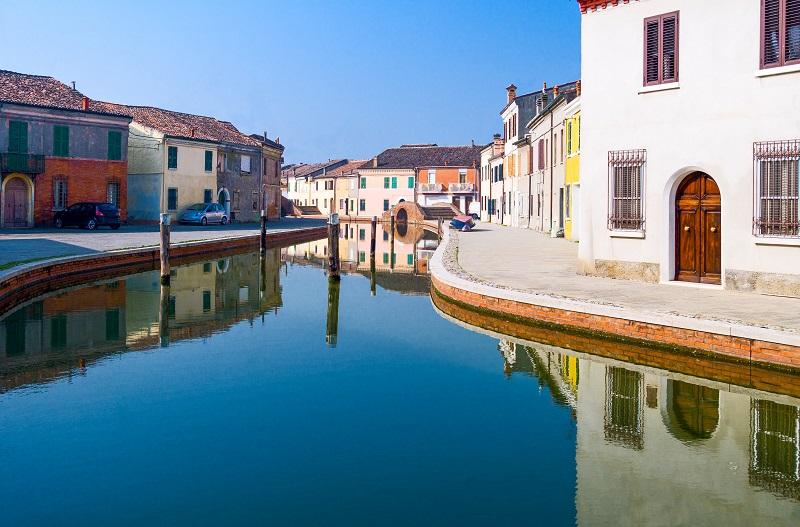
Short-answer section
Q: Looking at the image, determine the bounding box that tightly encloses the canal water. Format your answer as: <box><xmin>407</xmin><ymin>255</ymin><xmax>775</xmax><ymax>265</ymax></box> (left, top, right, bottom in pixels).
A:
<box><xmin>1</xmin><ymin>224</ymin><xmax>799</xmax><ymax>525</ymax></box>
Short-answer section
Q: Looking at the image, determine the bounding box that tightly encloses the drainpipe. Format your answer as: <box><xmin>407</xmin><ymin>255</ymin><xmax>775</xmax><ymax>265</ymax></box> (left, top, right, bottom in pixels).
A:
<box><xmin>549</xmin><ymin>111</ymin><xmax>554</xmax><ymax>236</ymax></box>
<box><xmin>528</xmin><ymin>141</ymin><xmax>533</xmax><ymax>229</ymax></box>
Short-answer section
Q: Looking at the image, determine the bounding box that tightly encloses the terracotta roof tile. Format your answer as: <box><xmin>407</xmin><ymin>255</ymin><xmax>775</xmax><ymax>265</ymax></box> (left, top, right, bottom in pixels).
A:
<box><xmin>360</xmin><ymin>145</ymin><xmax>482</xmax><ymax>170</ymax></box>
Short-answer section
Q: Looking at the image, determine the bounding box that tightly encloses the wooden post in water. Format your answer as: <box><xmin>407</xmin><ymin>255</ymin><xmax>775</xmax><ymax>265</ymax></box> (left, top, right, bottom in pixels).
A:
<box><xmin>260</xmin><ymin>209</ymin><xmax>267</xmax><ymax>255</ymax></box>
<box><xmin>438</xmin><ymin>217</ymin><xmax>443</xmax><ymax>241</ymax></box>
<box><xmin>370</xmin><ymin>216</ymin><xmax>377</xmax><ymax>262</ymax></box>
<box><xmin>159</xmin><ymin>282</ymin><xmax>170</xmax><ymax>347</ymax></box>
<box><xmin>325</xmin><ymin>277</ymin><xmax>340</xmax><ymax>347</ymax></box>
<box><xmin>160</xmin><ymin>213</ymin><xmax>171</xmax><ymax>285</ymax></box>
<box><xmin>390</xmin><ymin>212</ymin><xmax>395</xmax><ymax>271</ymax></box>
<box><xmin>328</xmin><ymin>213</ymin><xmax>340</xmax><ymax>280</ymax></box>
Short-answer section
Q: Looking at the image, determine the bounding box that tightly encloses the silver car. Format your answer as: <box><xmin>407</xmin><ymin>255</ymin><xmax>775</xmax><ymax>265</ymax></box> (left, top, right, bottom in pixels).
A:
<box><xmin>179</xmin><ymin>203</ymin><xmax>228</xmax><ymax>225</ymax></box>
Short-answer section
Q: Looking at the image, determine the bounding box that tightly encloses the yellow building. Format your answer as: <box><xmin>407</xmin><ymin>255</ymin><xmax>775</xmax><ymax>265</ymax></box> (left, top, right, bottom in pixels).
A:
<box><xmin>564</xmin><ymin>94</ymin><xmax>581</xmax><ymax>241</ymax></box>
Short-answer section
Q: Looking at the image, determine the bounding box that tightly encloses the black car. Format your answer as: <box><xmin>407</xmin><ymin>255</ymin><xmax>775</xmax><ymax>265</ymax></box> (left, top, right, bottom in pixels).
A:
<box><xmin>54</xmin><ymin>202</ymin><xmax>121</xmax><ymax>230</ymax></box>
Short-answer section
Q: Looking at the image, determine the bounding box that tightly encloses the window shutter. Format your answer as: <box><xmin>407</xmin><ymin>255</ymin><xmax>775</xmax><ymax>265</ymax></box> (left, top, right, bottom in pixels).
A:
<box><xmin>787</xmin><ymin>0</ymin><xmax>800</xmax><ymax>63</ymax></box>
<box><xmin>9</xmin><ymin>121</ymin><xmax>28</xmax><ymax>154</ymax></box>
<box><xmin>763</xmin><ymin>0</ymin><xmax>781</xmax><ymax>66</ymax></box>
<box><xmin>661</xmin><ymin>14</ymin><xmax>678</xmax><ymax>81</ymax></box>
<box><xmin>538</xmin><ymin>139</ymin><xmax>545</xmax><ymax>170</ymax></box>
<box><xmin>205</xmin><ymin>150</ymin><xmax>213</xmax><ymax>171</ymax></box>
<box><xmin>644</xmin><ymin>17</ymin><xmax>660</xmax><ymax>84</ymax></box>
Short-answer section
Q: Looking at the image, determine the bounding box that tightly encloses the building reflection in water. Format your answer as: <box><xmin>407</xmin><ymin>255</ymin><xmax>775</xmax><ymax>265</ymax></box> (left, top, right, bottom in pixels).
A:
<box><xmin>0</xmin><ymin>248</ymin><xmax>284</xmax><ymax>393</ymax></box>
<box><xmin>494</xmin><ymin>336</ymin><xmax>800</xmax><ymax>523</ymax></box>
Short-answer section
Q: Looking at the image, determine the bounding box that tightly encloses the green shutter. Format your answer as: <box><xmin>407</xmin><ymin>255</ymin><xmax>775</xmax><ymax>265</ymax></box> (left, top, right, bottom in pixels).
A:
<box><xmin>391</xmin><ymin>177</ymin><xmax>397</xmax><ymax>189</ymax></box>
<box><xmin>205</xmin><ymin>150</ymin><xmax>213</xmax><ymax>171</ymax></box>
<box><xmin>383</xmin><ymin>177</ymin><xmax>389</xmax><ymax>188</ymax></box>
<box><xmin>408</xmin><ymin>176</ymin><xmax>414</xmax><ymax>188</ymax></box>
<box><xmin>53</xmin><ymin>126</ymin><xmax>69</xmax><ymax>157</ymax></box>
<box><xmin>383</xmin><ymin>253</ymin><xmax>388</xmax><ymax>264</ymax></box>
<box><xmin>407</xmin><ymin>254</ymin><xmax>413</xmax><ymax>265</ymax></box>
<box><xmin>108</xmin><ymin>131</ymin><xmax>122</xmax><ymax>160</ymax></box>
<box><xmin>168</xmin><ymin>146</ymin><xmax>178</xmax><ymax>169</ymax></box>
<box><xmin>9</xmin><ymin>121</ymin><xmax>28</xmax><ymax>153</ymax></box>
<box><xmin>360</xmin><ymin>177</ymin><xmax>366</xmax><ymax>189</ymax></box>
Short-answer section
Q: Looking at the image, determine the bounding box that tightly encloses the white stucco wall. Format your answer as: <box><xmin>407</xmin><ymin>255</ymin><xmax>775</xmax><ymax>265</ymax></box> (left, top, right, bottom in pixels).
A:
<box><xmin>580</xmin><ymin>0</ymin><xmax>800</xmax><ymax>283</ymax></box>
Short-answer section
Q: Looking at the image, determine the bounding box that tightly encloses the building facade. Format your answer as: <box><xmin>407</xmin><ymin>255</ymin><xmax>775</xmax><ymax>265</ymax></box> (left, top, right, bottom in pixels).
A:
<box><xmin>564</xmin><ymin>95</ymin><xmax>581</xmax><ymax>241</ymax></box>
<box><xmin>0</xmin><ymin>71</ymin><xmax>131</xmax><ymax>227</ymax></box>
<box><xmin>578</xmin><ymin>0</ymin><xmax>800</xmax><ymax>295</ymax></box>
<box><xmin>251</xmin><ymin>134</ymin><xmax>284</xmax><ymax>220</ymax></box>
<box><xmin>216</xmin><ymin>132</ymin><xmax>264</xmax><ymax>223</ymax></box>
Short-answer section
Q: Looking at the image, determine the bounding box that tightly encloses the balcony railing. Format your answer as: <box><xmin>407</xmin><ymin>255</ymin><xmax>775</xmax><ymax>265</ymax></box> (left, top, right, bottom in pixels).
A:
<box><xmin>0</xmin><ymin>153</ymin><xmax>45</xmax><ymax>174</ymax></box>
<box><xmin>448</xmin><ymin>182</ymin><xmax>475</xmax><ymax>192</ymax></box>
<box><xmin>419</xmin><ymin>183</ymin><xmax>444</xmax><ymax>193</ymax></box>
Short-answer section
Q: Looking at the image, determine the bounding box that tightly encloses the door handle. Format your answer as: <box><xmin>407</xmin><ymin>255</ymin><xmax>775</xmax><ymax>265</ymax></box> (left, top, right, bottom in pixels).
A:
<box><xmin>710</xmin><ymin>226</ymin><xmax>718</xmax><ymax>233</ymax></box>
<box><xmin>684</xmin><ymin>225</ymin><xmax>690</xmax><ymax>231</ymax></box>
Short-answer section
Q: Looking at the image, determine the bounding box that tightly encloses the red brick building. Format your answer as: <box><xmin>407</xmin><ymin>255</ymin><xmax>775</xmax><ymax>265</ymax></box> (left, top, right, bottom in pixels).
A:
<box><xmin>0</xmin><ymin>70</ymin><xmax>131</xmax><ymax>227</ymax></box>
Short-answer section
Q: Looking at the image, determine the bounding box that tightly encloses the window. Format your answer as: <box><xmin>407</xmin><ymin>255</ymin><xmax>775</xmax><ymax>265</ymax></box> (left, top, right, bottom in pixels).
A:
<box><xmin>107</xmin><ymin>181</ymin><xmax>120</xmax><ymax>206</ymax></box>
<box><xmin>459</xmin><ymin>169</ymin><xmax>467</xmax><ymax>184</ymax></box>
<box><xmin>359</xmin><ymin>228</ymin><xmax>366</xmax><ymax>240</ymax></box>
<box><xmin>241</xmin><ymin>155</ymin><xmax>251</xmax><ymax>174</ymax></box>
<box><xmin>53</xmin><ymin>125</ymin><xmax>69</xmax><ymax>157</ymax></box>
<box><xmin>754</xmin><ymin>140</ymin><xmax>800</xmax><ymax>237</ymax></box>
<box><xmin>360</xmin><ymin>177</ymin><xmax>366</xmax><ymax>189</ymax></box>
<box><xmin>383</xmin><ymin>252</ymin><xmax>389</xmax><ymax>264</ymax></box>
<box><xmin>167</xmin><ymin>146</ymin><xmax>178</xmax><ymax>169</ymax></box>
<box><xmin>762</xmin><ymin>0</ymin><xmax>800</xmax><ymax>68</ymax></box>
<box><xmin>359</xmin><ymin>199</ymin><xmax>366</xmax><ymax>211</ymax></box>
<box><xmin>407</xmin><ymin>254</ymin><xmax>413</xmax><ymax>265</ymax></box>
<box><xmin>384</xmin><ymin>176</ymin><xmax>390</xmax><ymax>188</ymax></box>
<box><xmin>203</xmin><ymin>262</ymin><xmax>212</xmax><ymax>273</ymax></box>
<box><xmin>108</xmin><ymin>131</ymin><xmax>122</xmax><ymax>161</ymax></box>
<box><xmin>53</xmin><ymin>178</ymin><xmax>68</xmax><ymax>210</ymax></box>
<box><xmin>324</xmin><ymin>198</ymin><xmax>328</xmax><ymax>209</ymax></box>
<box><xmin>8</xmin><ymin>120</ymin><xmax>28</xmax><ymax>153</ymax></box>
<box><xmin>567</xmin><ymin>122</ymin><xmax>573</xmax><ymax>156</ymax></box>
<box><xmin>383</xmin><ymin>199</ymin><xmax>389</xmax><ymax>211</ymax></box>
<box><xmin>565</xmin><ymin>186</ymin><xmax>571</xmax><ymax>219</ymax></box>
<box><xmin>359</xmin><ymin>251</ymin><xmax>366</xmax><ymax>263</ymax></box>
<box><xmin>608</xmin><ymin>149</ymin><xmax>647</xmax><ymax>231</ymax></box>
<box><xmin>204</xmin><ymin>189</ymin><xmax>213</xmax><ymax>204</ymax></box>
<box><xmin>383</xmin><ymin>230</ymin><xmax>389</xmax><ymax>241</ymax></box>
<box><xmin>205</xmin><ymin>150</ymin><xmax>213</xmax><ymax>171</ymax></box>
<box><xmin>428</xmin><ymin>169</ymin><xmax>436</xmax><ymax>184</ymax></box>
<box><xmin>167</xmin><ymin>187</ymin><xmax>178</xmax><ymax>210</ymax></box>
<box><xmin>233</xmin><ymin>190</ymin><xmax>241</xmax><ymax>210</ymax></box>
<box><xmin>408</xmin><ymin>176</ymin><xmax>414</xmax><ymax>188</ymax></box>
<box><xmin>604</xmin><ymin>367</ymin><xmax>644</xmax><ymax>450</ymax></box>
<box><xmin>252</xmin><ymin>191</ymin><xmax>259</xmax><ymax>210</ymax></box>
<box><xmin>644</xmin><ymin>12</ymin><xmax>679</xmax><ymax>86</ymax></box>
<box><xmin>538</xmin><ymin>139</ymin><xmax>545</xmax><ymax>170</ymax></box>
<box><xmin>391</xmin><ymin>177</ymin><xmax>397</xmax><ymax>189</ymax></box>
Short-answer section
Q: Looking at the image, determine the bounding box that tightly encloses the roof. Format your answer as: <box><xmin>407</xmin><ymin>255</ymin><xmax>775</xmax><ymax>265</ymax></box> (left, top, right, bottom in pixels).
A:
<box><xmin>0</xmin><ymin>69</ymin><xmax>128</xmax><ymax>118</ymax></box>
<box><xmin>312</xmin><ymin>159</ymin><xmax>365</xmax><ymax>179</ymax></box>
<box><xmin>526</xmin><ymin>82</ymin><xmax>580</xmax><ymax>130</ymax></box>
<box><xmin>91</xmin><ymin>101</ymin><xmax>260</xmax><ymax>147</ymax></box>
<box><xmin>578</xmin><ymin>0</ymin><xmax>637</xmax><ymax>14</ymax></box>
<box><xmin>282</xmin><ymin>159</ymin><xmax>348</xmax><ymax>180</ymax></box>
<box><xmin>249</xmin><ymin>133</ymin><xmax>284</xmax><ymax>151</ymax></box>
<box><xmin>360</xmin><ymin>145</ymin><xmax>482</xmax><ymax>170</ymax></box>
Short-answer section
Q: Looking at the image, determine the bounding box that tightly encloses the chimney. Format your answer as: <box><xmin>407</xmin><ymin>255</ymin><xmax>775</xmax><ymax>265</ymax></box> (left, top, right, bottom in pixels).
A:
<box><xmin>576</xmin><ymin>80</ymin><xmax>582</xmax><ymax>97</ymax></box>
<box><xmin>81</xmin><ymin>96</ymin><xmax>89</xmax><ymax>111</ymax></box>
<box><xmin>506</xmin><ymin>84</ymin><xmax>517</xmax><ymax>104</ymax></box>
<box><xmin>471</xmin><ymin>139</ymin><xmax>475</xmax><ymax>147</ymax></box>
<box><xmin>190</xmin><ymin>128</ymin><xmax>196</xmax><ymax>138</ymax></box>
<box><xmin>493</xmin><ymin>133</ymin><xmax>503</xmax><ymax>155</ymax></box>
<box><xmin>554</xmin><ymin>85</ymin><xmax>559</xmax><ymax>97</ymax></box>
<box><xmin>542</xmin><ymin>81</ymin><xmax>548</xmax><ymax>94</ymax></box>
<box><xmin>71</xmin><ymin>81</ymin><xmax>76</xmax><ymax>90</ymax></box>
<box><xmin>263</xmin><ymin>131</ymin><xmax>268</xmax><ymax>141</ymax></box>
<box><xmin>372</xmin><ymin>156</ymin><xmax>378</xmax><ymax>168</ymax></box>
<box><xmin>276</xmin><ymin>136</ymin><xmax>280</xmax><ymax>144</ymax></box>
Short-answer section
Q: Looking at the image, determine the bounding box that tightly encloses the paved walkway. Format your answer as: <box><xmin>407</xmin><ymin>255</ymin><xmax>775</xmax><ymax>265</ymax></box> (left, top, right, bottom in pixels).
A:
<box><xmin>456</xmin><ymin>222</ymin><xmax>800</xmax><ymax>334</ymax></box>
<box><xmin>0</xmin><ymin>218</ymin><xmax>325</xmax><ymax>274</ymax></box>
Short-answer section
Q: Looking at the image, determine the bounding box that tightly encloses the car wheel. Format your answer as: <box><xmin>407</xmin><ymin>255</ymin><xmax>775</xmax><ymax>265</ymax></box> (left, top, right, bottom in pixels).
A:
<box><xmin>55</xmin><ymin>218</ymin><xmax>63</xmax><ymax>229</ymax></box>
<box><xmin>201</xmin><ymin>217</ymin><xmax>208</xmax><ymax>226</ymax></box>
<box><xmin>220</xmin><ymin>216</ymin><xmax>228</xmax><ymax>225</ymax></box>
<box><xmin>86</xmin><ymin>219</ymin><xmax>97</xmax><ymax>230</ymax></box>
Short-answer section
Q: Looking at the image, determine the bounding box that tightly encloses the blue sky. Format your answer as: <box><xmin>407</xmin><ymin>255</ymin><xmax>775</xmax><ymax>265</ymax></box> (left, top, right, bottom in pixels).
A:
<box><xmin>0</xmin><ymin>0</ymin><xmax>580</xmax><ymax>163</ymax></box>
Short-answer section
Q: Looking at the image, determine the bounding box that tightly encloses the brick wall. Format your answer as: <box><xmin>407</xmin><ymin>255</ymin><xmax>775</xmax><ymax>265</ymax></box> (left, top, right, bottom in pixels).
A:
<box><xmin>35</xmin><ymin>157</ymin><xmax>128</xmax><ymax>225</ymax></box>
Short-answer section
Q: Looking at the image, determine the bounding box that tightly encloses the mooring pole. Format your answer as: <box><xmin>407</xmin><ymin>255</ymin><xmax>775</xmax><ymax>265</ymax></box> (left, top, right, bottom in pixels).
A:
<box><xmin>159</xmin><ymin>282</ymin><xmax>170</xmax><ymax>348</ymax></box>
<box><xmin>389</xmin><ymin>212</ymin><xmax>395</xmax><ymax>270</ymax></box>
<box><xmin>260</xmin><ymin>208</ymin><xmax>267</xmax><ymax>255</ymax></box>
<box><xmin>370</xmin><ymin>216</ymin><xmax>377</xmax><ymax>262</ymax></box>
<box><xmin>437</xmin><ymin>217</ymin><xmax>443</xmax><ymax>241</ymax></box>
<box><xmin>328</xmin><ymin>213</ymin><xmax>340</xmax><ymax>280</ymax></box>
<box><xmin>160</xmin><ymin>213</ymin><xmax>171</xmax><ymax>285</ymax></box>
<box><xmin>325</xmin><ymin>278</ymin><xmax>340</xmax><ymax>347</ymax></box>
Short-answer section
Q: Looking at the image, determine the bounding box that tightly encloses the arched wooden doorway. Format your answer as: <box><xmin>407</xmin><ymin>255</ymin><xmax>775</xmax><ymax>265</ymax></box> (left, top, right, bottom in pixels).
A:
<box><xmin>665</xmin><ymin>380</ymin><xmax>719</xmax><ymax>442</ymax></box>
<box><xmin>675</xmin><ymin>172</ymin><xmax>721</xmax><ymax>284</ymax></box>
<box><xmin>2</xmin><ymin>176</ymin><xmax>32</xmax><ymax>227</ymax></box>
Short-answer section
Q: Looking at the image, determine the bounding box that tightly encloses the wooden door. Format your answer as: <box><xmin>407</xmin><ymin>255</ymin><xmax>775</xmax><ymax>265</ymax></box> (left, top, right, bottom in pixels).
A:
<box><xmin>3</xmin><ymin>178</ymin><xmax>29</xmax><ymax>227</ymax></box>
<box><xmin>675</xmin><ymin>173</ymin><xmax>721</xmax><ymax>284</ymax></box>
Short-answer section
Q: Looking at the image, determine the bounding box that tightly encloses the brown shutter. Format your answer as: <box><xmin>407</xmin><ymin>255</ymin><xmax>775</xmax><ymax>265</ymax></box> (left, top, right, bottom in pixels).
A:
<box><xmin>787</xmin><ymin>0</ymin><xmax>800</xmax><ymax>64</ymax></box>
<box><xmin>763</xmin><ymin>0</ymin><xmax>781</xmax><ymax>66</ymax></box>
<box><xmin>538</xmin><ymin>139</ymin><xmax>545</xmax><ymax>170</ymax></box>
<box><xmin>661</xmin><ymin>14</ymin><xmax>678</xmax><ymax>81</ymax></box>
<box><xmin>644</xmin><ymin>17</ymin><xmax>660</xmax><ymax>84</ymax></box>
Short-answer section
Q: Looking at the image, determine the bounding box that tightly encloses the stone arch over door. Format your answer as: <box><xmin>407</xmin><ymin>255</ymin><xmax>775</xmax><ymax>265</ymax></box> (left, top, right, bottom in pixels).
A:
<box><xmin>218</xmin><ymin>188</ymin><xmax>231</xmax><ymax>219</ymax></box>
<box><xmin>1</xmin><ymin>174</ymin><xmax>34</xmax><ymax>227</ymax></box>
<box><xmin>674</xmin><ymin>172</ymin><xmax>721</xmax><ymax>284</ymax></box>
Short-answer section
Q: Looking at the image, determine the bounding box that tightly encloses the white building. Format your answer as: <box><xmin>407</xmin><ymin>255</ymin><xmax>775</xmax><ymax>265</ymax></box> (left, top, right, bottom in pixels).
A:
<box><xmin>578</xmin><ymin>0</ymin><xmax>800</xmax><ymax>296</ymax></box>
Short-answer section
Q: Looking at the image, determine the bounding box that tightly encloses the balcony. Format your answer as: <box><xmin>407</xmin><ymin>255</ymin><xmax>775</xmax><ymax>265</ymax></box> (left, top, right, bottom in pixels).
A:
<box><xmin>419</xmin><ymin>183</ymin><xmax>444</xmax><ymax>193</ymax></box>
<box><xmin>448</xmin><ymin>182</ymin><xmax>475</xmax><ymax>193</ymax></box>
<box><xmin>1</xmin><ymin>153</ymin><xmax>45</xmax><ymax>174</ymax></box>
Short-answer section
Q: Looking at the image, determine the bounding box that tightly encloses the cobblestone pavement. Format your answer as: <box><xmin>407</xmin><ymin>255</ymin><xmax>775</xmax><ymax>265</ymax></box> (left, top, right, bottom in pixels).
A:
<box><xmin>0</xmin><ymin>218</ymin><xmax>325</xmax><ymax>269</ymax></box>
<box><xmin>453</xmin><ymin>222</ymin><xmax>800</xmax><ymax>333</ymax></box>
